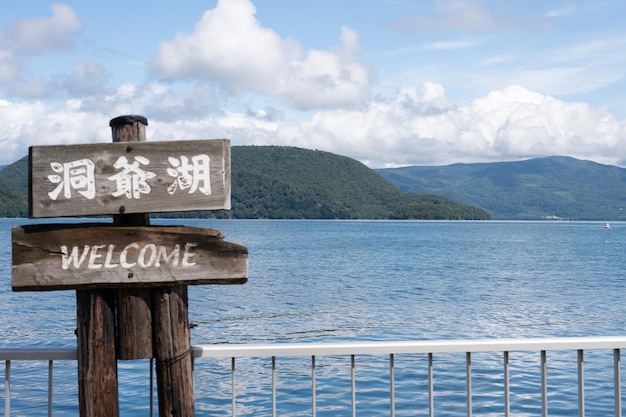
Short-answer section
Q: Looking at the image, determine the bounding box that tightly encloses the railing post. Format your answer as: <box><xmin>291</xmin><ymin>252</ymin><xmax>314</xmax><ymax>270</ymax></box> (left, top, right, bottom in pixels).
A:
<box><xmin>48</xmin><ymin>360</ymin><xmax>53</xmax><ymax>417</ymax></box>
<box><xmin>272</xmin><ymin>356</ymin><xmax>276</xmax><ymax>417</ymax></box>
<box><xmin>466</xmin><ymin>352</ymin><xmax>472</xmax><ymax>417</ymax></box>
<box><xmin>428</xmin><ymin>353</ymin><xmax>434</xmax><ymax>417</ymax></box>
<box><xmin>232</xmin><ymin>357</ymin><xmax>236</xmax><ymax>417</ymax></box>
<box><xmin>390</xmin><ymin>353</ymin><xmax>395</xmax><ymax>417</ymax></box>
<box><xmin>578</xmin><ymin>349</ymin><xmax>585</xmax><ymax>417</ymax></box>
<box><xmin>312</xmin><ymin>356</ymin><xmax>316</xmax><ymax>417</ymax></box>
<box><xmin>615</xmin><ymin>349</ymin><xmax>621</xmax><ymax>417</ymax></box>
<box><xmin>504</xmin><ymin>351</ymin><xmax>510</xmax><ymax>417</ymax></box>
<box><xmin>351</xmin><ymin>355</ymin><xmax>356</xmax><ymax>417</ymax></box>
<box><xmin>541</xmin><ymin>350</ymin><xmax>548</xmax><ymax>417</ymax></box>
<box><xmin>5</xmin><ymin>360</ymin><xmax>10</xmax><ymax>416</ymax></box>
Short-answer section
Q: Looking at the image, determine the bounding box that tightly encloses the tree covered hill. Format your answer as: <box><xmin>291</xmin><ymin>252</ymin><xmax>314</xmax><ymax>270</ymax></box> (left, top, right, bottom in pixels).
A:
<box><xmin>0</xmin><ymin>156</ymin><xmax>28</xmax><ymax>217</ymax></box>
<box><xmin>377</xmin><ymin>156</ymin><xmax>626</xmax><ymax>220</ymax></box>
<box><xmin>0</xmin><ymin>146</ymin><xmax>489</xmax><ymax>220</ymax></box>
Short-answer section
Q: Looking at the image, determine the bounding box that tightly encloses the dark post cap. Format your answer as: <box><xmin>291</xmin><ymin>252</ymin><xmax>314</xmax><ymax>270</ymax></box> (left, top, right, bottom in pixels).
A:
<box><xmin>109</xmin><ymin>115</ymin><xmax>148</xmax><ymax>127</ymax></box>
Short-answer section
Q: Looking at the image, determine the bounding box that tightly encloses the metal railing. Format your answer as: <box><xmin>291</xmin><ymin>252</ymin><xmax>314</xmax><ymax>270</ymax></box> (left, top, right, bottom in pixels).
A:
<box><xmin>2</xmin><ymin>347</ymin><xmax>76</xmax><ymax>417</ymax></box>
<box><xmin>2</xmin><ymin>336</ymin><xmax>626</xmax><ymax>416</ymax></box>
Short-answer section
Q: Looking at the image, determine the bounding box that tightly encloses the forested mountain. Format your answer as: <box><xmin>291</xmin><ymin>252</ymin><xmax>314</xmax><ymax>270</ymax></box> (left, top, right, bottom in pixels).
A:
<box><xmin>227</xmin><ymin>146</ymin><xmax>488</xmax><ymax>219</ymax></box>
<box><xmin>0</xmin><ymin>146</ymin><xmax>489</xmax><ymax>220</ymax></box>
<box><xmin>5</xmin><ymin>148</ymin><xmax>624</xmax><ymax>220</ymax></box>
<box><xmin>0</xmin><ymin>157</ymin><xmax>28</xmax><ymax>217</ymax></box>
<box><xmin>378</xmin><ymin>156</ymin><xmax>626</xmax><ymax>220</ymax></box>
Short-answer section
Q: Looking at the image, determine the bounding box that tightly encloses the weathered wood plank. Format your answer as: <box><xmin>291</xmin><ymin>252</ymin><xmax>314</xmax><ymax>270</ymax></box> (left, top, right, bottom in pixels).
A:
<box><xmin>12</xmin><ymin>224</ymin><xmax>248</xmax><ymax>291</ymax></box>
<box><xmin>117</xmin><ymin>288</ymin><xmax>153</xmax><ymax>359</ymax></box>
<box><xmin>153</xmin><ymin>286</ymin><xmax>195</xmax><ymax>417</ymax></box>
<box><xmin>76</xmin><ymin>289</ymin><xmax>119</xmax><ymax>417</ymax></box>
<box><xmin>29</xmin><ymin>139</ymin><xmax>231</xmax><ymax>218</ymax></box>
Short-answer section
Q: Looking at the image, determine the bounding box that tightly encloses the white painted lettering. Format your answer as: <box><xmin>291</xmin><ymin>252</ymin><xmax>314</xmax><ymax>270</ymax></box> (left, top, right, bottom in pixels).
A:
<box><xmin>61</xmin><ymin>245</ymin><xmax>90</xmax><ymax>269</ymax></box>
<box><xmin>104</xmin><ymin>244</ymin><xmax>118</xmax><ymax>268</ymax></box>
<box><xmin>59</xmin><ymin>242</ymin><xmax>199</xmax><ymax>269</ymax></box>
<box><xmin>88</xmin><ymin>244</ymin><xmax>106</xmax><ymax>269</ymax></box>
<box><xmin>182</xmin><ymin>243</ymin><xmax>198</xmax><ymax>267</ymax></box>
<box><xmin>156</xmin><ymin>244</ymin><xmax>180</xmax><ymax>267</ymax></box>
<box><xmin>138</xmin><ymin>244</ymin><xmax>157</xmax><ymax>267</ymax></box>
<box><xmin>120</xmin><ymin>243</ymin><xmax>139</xmax><ymax>268</ymax></box>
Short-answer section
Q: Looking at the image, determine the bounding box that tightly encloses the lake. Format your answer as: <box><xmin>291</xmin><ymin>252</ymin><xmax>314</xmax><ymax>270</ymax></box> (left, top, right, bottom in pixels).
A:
<box><xmin>1</xmin><ymin>219</ymin><xmax>625</xmax><ymax>415</ymax></box>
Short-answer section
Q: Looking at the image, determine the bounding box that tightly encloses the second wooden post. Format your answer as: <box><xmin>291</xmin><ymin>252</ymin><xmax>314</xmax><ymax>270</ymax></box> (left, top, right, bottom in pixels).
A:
<box><xmin>110</xmin><ymin>115</ymin><xmax>153</xmax><ymax>360</ymax></box>
<box><xmin>110</xmin><ymin>115</ymin><xmax>195</xmax><ymax>417</ymax></box>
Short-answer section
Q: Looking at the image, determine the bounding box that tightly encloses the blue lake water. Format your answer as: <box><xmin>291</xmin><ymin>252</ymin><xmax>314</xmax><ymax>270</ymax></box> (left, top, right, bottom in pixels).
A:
<box><xmin>1</xmin><ymin>219</ymin><xmax>625</xmax><ymax>415</ymax></box>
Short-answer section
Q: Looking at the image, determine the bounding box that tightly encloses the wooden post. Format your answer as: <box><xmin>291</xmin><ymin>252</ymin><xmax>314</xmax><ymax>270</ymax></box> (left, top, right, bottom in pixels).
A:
<box><xmin>110</xmin><ymin>115</ymin><xmax>151</xmax><ymax>226</ymax></box>
<box><xmin>73</xmin><ymin>114</ymin><xmax>149</xmax><ymax>416</ymax></box>
<box><xmin>76</xmin><ymin>289</ymin><xmax>119</xmax><ymax>417</ymax></box>
<box><xmin>110</xmin><ymin>115</ymin><xmax>154</xmax><ymax>360</ymax></box>
<box><xmin>111</xmin><ymin>115</ymin><xmax>196</xmax><ymax>416</ymax></box>
<box><xmin>153</xmin><ymin>286</ymin><xmax>195</xmax><ymax>417</ymax></box>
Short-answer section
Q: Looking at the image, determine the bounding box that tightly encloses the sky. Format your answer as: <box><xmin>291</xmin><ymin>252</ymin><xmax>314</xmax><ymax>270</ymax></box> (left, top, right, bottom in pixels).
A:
<box><xmin>2</xmin><ymin>0</ymin><xmax>626</xmax><ymax>168</ymax></box>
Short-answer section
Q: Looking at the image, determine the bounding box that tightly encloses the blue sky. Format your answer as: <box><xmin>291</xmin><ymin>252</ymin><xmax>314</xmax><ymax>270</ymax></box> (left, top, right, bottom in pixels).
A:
<box><xmin>2</xmin><ymin>0</ymin><xmax>626</xmax><ymax>167</ymax></box>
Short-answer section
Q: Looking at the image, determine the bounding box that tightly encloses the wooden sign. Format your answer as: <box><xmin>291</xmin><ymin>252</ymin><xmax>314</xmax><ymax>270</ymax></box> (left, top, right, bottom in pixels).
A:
<box><xmin>29</xmin><ymin>139</ymin><xmax>230</xmax><ymax>218</ymax></box>
<box><xmin>12</xmin><ymin>223</ymin><xmax>248</xmax><ymax>291</ymax></box>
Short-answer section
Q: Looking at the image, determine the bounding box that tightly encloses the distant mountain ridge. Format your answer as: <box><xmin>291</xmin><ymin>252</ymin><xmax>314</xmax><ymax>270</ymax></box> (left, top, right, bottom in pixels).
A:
<box><xmin>377</xmin><ymin>156</ymin><xmax>626</xmax><ymax>220</ymax></box>
<box><xmin>4</xmin><ymin>148</ymin><xmax>619</xmax><ymax>220</ymax></box>
<box><xmin>0</xmin><ymin>146</ymin><xmax>489</xmax><ymax>220</ymax></box>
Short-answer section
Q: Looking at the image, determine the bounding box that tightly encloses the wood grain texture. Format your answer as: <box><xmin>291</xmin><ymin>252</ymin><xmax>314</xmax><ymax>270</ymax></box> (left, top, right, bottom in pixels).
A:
<box><xmin>76</xmin><ymin>289</ymin><xmax>119</xmax><ymax>417</ymax></box>
<box><xmin>153</xmin><ymin>286</ymin><xmax>195</xmax><ymax>417</ymax></box>
<box><xmin>117</xmin><ymin>288</ymin><xmax>153</xmax><ymax>360</ymax></box>
<box><xmin>29</xmin><ymin>139</ymin><xmax>231</xmax><ymax>218</ymax></box>
<box><xmin>12</xmin><ymin>224</ymin><xmax>248</xmax><ymax>291</ymax></box>
<box><xmin>110</xmin><ymin>117</ymin><xmax>154</xmax><ymax>360</ymax></box>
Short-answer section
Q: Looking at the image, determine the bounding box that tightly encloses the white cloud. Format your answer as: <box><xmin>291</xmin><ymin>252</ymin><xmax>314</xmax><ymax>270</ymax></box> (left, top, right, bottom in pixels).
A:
<box><xmin>0</xmin><ymin>4</ymin><xmax>83</xmax><ymax>98</ymax></box>
<box><xmin>1</xmin><ymin>83</ymin><xmax>625</xmax><ymax>169</ymax></box>
<box><xmin>151</xmin><ymin>0</ymin><xmax>373</xmax><ymax>109</ymax></box>
<box><xmin>0</xmin><ymin>98</ymin><xmax>106</xmax><ymax>164</ymax></box>
<box><xmin>6</xmin><ymin>62</ymin><xmax>110</xmax><ymax>99</ymax></box>
<box><xmin>8</xmin><ymin>78</ymin><xmax>50</xmax><ymax>98</ymax></box>
<box><xmin>60</xmin><ymin>61</ymin><xmax>110</xmax><ymax>97</ymax></box>
<box><xmin>0</xmin><ymin>3</ymin><xmax>81</xmax><ymax>55</ymax></box>
<box><xmin>283</xmin><ymin>84</ymin><xmax>626</xmax><ymax>168</ymax></box>
<box><xmin>475</xmin><ymin>66</ymin><xmax>622</xmax><ymax>99</ymax></box>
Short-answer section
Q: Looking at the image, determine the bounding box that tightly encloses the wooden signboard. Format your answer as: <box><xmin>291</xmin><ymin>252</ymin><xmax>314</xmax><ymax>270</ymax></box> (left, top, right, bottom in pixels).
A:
<box><xmin>29</xmin><ymin>139</ymin><xmax>230</xmax><ymax>218</ymax></box>
<box><xmin>18</xmin><ymin>116</ymin><xmax>245</xmax><ymax>417</ymax></box>
<box><xmin>12</xmin><ymin>223</ymin><xmax>248</xmax><ymax>291</ymax></box>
